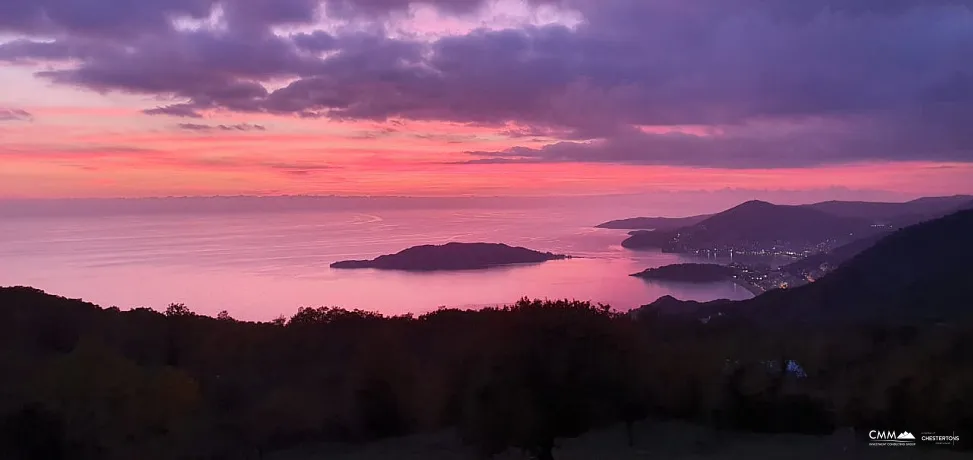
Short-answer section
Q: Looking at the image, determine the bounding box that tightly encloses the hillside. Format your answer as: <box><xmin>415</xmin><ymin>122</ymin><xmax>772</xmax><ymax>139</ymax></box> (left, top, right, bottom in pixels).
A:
<box><xmin>686</xmin><ymin>201</ymin><xmax>869</xmax><ymax>244</ymax></box>
<box><xmin>596</xmin><ymin>214</ymin><xmax>711</xmax><ymax>230</ymax></box>
<box><xmin>607</xmin><ymin>196</ymin><xmax>972</xmax><ymax>247</ymax></box>
<box><xmin>622</xmin><ymin>200</ymin><xmax>871</xmax><ymax>251</ymax></box>
<box><xmin>781</xmin><ymin>233</ymin><xmax>888</xmax><ymax>276</ymax></box>
<box><xmin>620</xmin><ymin>230</ymin><xmax>678</xmax><ymax>249</ymax></box>
<box><xmin>757</xmin><ymin>208</ymin><xmax>973</xmax><ymax>323</ymax></box>
<box><xmin>803</xmin><ymin>195</ymin><xmax>972</xmax><ymax>225</ymax></box>
<box><xmin>330</xmin><ymin>242</ymin><xmax>568</xmax><ymax>270</ymax></box>
<box><xmin>638</xmin><ymin>209</ymin><xmax>973</xmax><ymax>325</ymax></box>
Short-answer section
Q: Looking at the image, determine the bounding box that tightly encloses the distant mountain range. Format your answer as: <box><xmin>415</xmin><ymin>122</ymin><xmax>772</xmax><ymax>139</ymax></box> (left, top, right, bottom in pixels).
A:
<box><xmin>805</xmin><ymin>195</ymin><xmax>973</xmax><ymax>224</ymax></box>
<box><xmin>616</xmin><ymin>195</ymin><xmax>972</xmax><ymax>252</ymax></box>
<box><xmin>603</xmin><ymin>195</ymin><xmax>972</xmax><ymax>230</ymax></box>
<box><xmin>636</xmin><ymin>208</ymin><xmax>973</xmax><ymax>325</ymax></box>
<box><xmin>330</xmin><ymin>242</ymin><xmax>569</xmax><ymax>271</ymax></box>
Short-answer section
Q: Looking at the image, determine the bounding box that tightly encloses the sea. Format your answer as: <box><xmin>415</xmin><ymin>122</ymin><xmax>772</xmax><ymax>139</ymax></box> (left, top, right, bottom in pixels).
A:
<box><xmin>0</xmin><ymin>197</ymin><xmax>753</xmax><ymax>321</ymax></box>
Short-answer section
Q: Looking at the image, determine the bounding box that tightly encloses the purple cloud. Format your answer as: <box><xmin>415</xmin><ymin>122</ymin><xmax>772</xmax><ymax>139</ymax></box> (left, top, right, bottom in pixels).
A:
<box><xmin>176</xmin><ymin>123</ymin><xmax>266</xmax><ymax>132</ymax></box>
<box><xmin>1</xmin><ymin>0</ymin><xmax>972</xmax><ymax>167</ymax></box>
<box><xmin>144</xmin><ymin>104</ymin><xmax>205</xmax><ymax>118</ymax></box>
<box><xmin>463</xmin><ymin>113</ymin><xmax>973</xmax><ymax>169</ymax></box>
<box><xmin>0</xmin><ymin>108</ymin><xmax>33</xmax><ymax>122</ymax></box>
<box><xmin>292</xmin><ymin>31</ymin><xmax>337</xmax><ymax>52</ymax></box>
<box><xmin>0</xmin><ymin>0</ymin><xmax>215</xmax><ymax>38</ymax></box>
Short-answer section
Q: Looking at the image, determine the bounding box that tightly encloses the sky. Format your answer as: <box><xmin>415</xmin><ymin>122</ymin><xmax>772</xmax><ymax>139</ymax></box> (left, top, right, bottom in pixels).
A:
<box><xmin>1</xmin><ymin>0</ymin><xmax>972</xmax><ymax>199</ymax></box>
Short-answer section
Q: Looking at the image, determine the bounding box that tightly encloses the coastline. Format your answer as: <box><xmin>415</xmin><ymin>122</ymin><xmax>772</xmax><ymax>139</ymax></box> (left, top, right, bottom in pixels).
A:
<box><xmin>732</xmin><ymin>277</ymin><xmax>765</xmax><ymax>297</ymax></box>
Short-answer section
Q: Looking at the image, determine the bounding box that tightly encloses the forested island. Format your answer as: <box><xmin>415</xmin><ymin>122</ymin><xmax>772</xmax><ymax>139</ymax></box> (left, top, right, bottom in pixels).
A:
<box><xmin>330</xmin><ymin>242</ymin><xmax>569</xmax><ymax>271</ymax></box>
<box><xmin>631</xmin><ymin>263</ymin><xmax>736</xmax><ymax>282</ymax></box>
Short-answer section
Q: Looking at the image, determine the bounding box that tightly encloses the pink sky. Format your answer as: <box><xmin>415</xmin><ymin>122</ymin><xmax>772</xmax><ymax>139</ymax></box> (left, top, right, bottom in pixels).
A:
<box><xmin>2</xmin><ymin>1</ymin><xmax>972</xmax><ymax>200</ymax></box>
<box><xmin>2</xmin><ymin>100</ymin><xmax>971</xmax><ymax>199</ymax></box>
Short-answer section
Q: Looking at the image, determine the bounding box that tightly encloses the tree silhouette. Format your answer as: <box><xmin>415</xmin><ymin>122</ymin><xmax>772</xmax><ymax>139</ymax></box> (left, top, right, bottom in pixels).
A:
<box><xmin>3</xmin><ymin>286</ymin><xmax>973</xmax><ymax>457</ymax></box>
<box><xmin>165</xmin><ymin>303</ymin><xmax>193</xmax><ymax>317</ymax></box>
<box><xmin>0</xmin><ymin>404</ymin><xmax>66</xmax><ymax>460</ymax></box>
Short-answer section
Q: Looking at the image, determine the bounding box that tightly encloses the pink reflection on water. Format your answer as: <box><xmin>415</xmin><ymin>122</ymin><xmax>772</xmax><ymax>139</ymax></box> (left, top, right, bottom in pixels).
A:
<box><xmin>0</xmin><ymin>202</ymin><xmax>752</xmax><ymax>320</ymax></box>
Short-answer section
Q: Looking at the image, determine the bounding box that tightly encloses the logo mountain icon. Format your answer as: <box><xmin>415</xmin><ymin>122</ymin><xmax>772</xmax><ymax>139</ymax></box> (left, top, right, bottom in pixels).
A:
<box><xmin>897</xmin><ymin>432</ymin><xmax>916</xmax><ymax>440</ymax></box>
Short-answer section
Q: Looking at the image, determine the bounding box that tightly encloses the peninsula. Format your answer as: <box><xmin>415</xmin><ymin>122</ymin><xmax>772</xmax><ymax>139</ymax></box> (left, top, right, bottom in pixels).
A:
<box><xmin>597</xmin><ymin>214</ymin><xmax>711</xmax><ymax>230</ymax></box>
<box><xmin>330</xmin><ymin>242</ymin><xmax>569</xmax><ymax>271</ymax></box>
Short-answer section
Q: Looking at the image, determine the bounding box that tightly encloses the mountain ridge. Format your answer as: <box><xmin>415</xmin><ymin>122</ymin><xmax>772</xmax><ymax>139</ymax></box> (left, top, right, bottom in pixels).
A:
<box><xmin>637</xmin><ymin>209</ymin><xmax>973</xmax><ymax>325</ymax></box>
<box><xmin>601</xmin><ymin>195</ymin><xmax>973</xmax><ymax>230</ymax></box>
<box><xmin>622</xmin><ymin>200</ymin><xmax>872</xmax><ymax>251</ymax></box>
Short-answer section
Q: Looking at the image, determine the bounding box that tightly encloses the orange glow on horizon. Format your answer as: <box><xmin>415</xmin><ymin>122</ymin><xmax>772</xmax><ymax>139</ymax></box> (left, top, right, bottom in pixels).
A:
<box><xmin>3</xmin><ymin>106</ymin><xmax>972</xmax><ymax>199</ymax></box>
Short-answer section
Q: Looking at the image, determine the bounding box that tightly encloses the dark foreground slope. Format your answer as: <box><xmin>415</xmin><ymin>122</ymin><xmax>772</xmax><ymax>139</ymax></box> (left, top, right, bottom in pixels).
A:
<box><xmin>331</xmin><ymin>243</ymin><xmax>568</xmax><ymax>270</ymax></box>
<box><xmin>758</xmin><ymin>208</ymin><xmax>973</xmax><ymax>324</ymax></box>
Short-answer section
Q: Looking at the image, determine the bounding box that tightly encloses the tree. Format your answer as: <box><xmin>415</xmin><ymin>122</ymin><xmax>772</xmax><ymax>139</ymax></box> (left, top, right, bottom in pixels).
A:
<box><xmin>459</xmin><ymin>299</ymin><xmax>643</xmax><ymax>460</ymax></box>
<box><xmin>165</xmin><ymin>303</ymin><xmax>193</xmax><ymax>317</ymax></box>
<box><xmin>0</xmin><ymin>404</ymin><xmax>67</xmax><ymax>460</ymax></box>
<box><xmin>26</xmin><ymin>339</ymin><xmax>202</xmax><ymax>459</ymax></box>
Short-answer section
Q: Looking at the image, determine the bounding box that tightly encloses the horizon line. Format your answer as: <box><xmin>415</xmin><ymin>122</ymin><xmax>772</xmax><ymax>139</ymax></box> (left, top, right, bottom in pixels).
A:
<box><xmin>2</xmin><ymin>190</ymin><xmax>969</xmax><ymax>203</ymax></box>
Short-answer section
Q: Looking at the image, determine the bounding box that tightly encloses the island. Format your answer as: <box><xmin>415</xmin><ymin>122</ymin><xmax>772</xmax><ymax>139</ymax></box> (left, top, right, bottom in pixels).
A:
<box><xmin>631</xmin><ymin>263</ymin><xmax>769</xmax><ymax>295</ymax></box>
<box><xmin>330</xmin><ymin>242</ymin><xmax>570</xmax><ymax>271</ymax></box>
<box><xmin>630</xmin><ymin>263</ymin><xmax>736</xmax><ymax>282</ymax></box>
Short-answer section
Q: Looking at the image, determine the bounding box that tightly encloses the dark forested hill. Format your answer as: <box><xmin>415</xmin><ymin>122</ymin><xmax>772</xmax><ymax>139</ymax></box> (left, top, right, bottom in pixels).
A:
<box><xmin>686</xmin><ymin>200</ymin><xmax>868</xmax><ymax>244</ymax></box>
<box><xmin>761</xmin><ymin>208</ymin><xmax>973</xmax><ymax>323</ymax></box>
<box><xmin>781</xmin><ymin>233</ymin><xmax>889</xmax><ymax>276</ymax></box>
<box><xmin>639</xmin><ymin>209</ymin><xmax>973</xmax><ymax>325</ymax></box>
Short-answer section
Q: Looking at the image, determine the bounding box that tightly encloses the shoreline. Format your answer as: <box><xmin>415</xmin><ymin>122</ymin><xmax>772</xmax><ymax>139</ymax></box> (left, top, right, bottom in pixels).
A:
<box><xmin>732</xmin><ymin>277</ymin><xmax>765</xmax><ymax>297</ymax></box>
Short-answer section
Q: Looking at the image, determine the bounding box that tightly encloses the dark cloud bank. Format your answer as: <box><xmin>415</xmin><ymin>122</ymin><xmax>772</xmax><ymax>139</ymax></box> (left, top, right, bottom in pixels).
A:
<box><xmin>2</xmin><ymin>0</ymin><xmax>972</xmax><ymax>168</ymax></box>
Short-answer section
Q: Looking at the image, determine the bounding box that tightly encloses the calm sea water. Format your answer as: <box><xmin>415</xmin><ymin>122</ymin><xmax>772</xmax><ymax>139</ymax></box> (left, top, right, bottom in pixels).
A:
<box><xmin>0</xmin><ymin>201</ymin><xmax>752</xmax><ymax>320</ymax></box>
